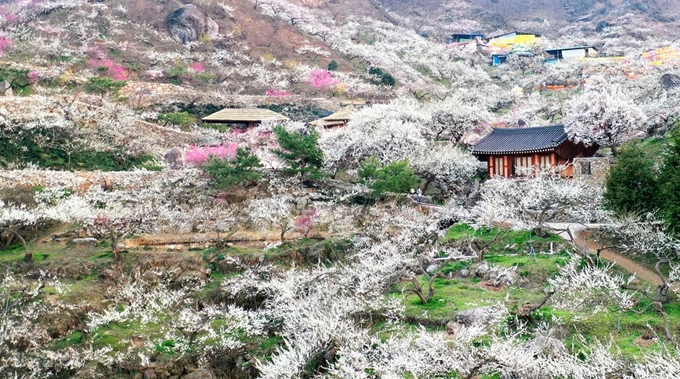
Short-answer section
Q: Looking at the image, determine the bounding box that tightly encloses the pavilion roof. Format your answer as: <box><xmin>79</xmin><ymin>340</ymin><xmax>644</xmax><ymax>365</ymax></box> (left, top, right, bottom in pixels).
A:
<box><xmin>471</xmin><ymin>125</ymin><xmax>568</xmax><ymax>155</ymax></box>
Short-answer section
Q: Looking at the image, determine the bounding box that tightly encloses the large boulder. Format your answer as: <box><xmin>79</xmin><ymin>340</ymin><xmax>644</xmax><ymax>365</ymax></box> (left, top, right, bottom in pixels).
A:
<box><xmin>166</xmin><ymin>5</ymin><xmax>219</xmax><ymax>44</ymax></box>
<box><xmin>522</xmin><ymin>334</ymin><xmax>568</xmax><ymax>358</ymax></box>
<box><xmin>660</xmin><ymin>73</ymin><xmax>680</xmax><ymax>90</ymax></box>
<box><xmin>164</xmin><ymin>147</ymin><xmax>183</xmax><ymax>169</ymax></box>
<box><xmin>456</xmin><ymin>306</ymin><xmax>505</xmax><ymax>327</ymax></box>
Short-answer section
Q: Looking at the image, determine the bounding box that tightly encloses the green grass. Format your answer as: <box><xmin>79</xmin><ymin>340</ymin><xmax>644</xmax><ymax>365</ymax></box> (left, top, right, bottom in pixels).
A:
<box><xmin>393</xmin><ymin>250</ymin><xmax>571</xmax><ymax>321</ymax></box>
<box><xmin>444</xmin><ymin>223</ymin><xmax>563</xmax><ymax>255</ymax></box>
<box><xmin>91</xmin><ymin>320</ymin><xmax>165</xmax><ymax>351</ymax></box>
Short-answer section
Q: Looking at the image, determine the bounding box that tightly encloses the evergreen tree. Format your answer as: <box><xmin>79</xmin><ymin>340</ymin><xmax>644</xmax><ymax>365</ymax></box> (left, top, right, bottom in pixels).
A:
<box><xmin>604</xmin><ymin>144</ymin><xmax>660</xmax><ymax>216</ymax></box>
<box><xmin>359</xmin><ymin>157</ymin><xmax>420</xmax><ymax>198</ymax></box>
<box><xmin>660</xmin><ymin>128</ymin><xmax>680</xmax><ymax>234</ymax></box>
<box><xmin>273</xmin><ymin>126</ymin><xmax>324</xmax><ymax>178</ymax></box>
<box><xmin>202</xmin><ymin>147</ymin><xmax>262</xmax><ymax>189</ymax></box>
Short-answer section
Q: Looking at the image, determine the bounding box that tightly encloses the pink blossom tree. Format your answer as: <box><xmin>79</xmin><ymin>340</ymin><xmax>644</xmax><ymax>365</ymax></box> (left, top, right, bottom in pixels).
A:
<box><xmin>184</xmin><ymin>143</ymin><xmax>239</xmax><ymax>167</ymax></box>
<box><xmin>307</xmin><ymin>69</ymin><xmax>338</xmax><ymax>88</ymax></box>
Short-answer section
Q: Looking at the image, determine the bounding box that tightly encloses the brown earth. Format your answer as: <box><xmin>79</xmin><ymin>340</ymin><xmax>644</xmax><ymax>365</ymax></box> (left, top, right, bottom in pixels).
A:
<box><xmin>576</xmin><ymin>229</ymin><xmax>663</xmax><ymax>286</ymax></box>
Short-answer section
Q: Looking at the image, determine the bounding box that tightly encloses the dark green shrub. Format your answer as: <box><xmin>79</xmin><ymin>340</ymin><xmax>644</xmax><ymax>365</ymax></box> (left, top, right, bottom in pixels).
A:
<box><xmin>660</xmin><ymin>128</ymin><xmax>680</xmax><ymax>234</ymax></box>
<box><xmin>0</xmin><ymin>128</ymin><xmax>154</xmax><ymax>171</ymax></box>
<box><xmin>158</xmin><ymin>111</ymin><xmax>195</xmax><ymax>127</ymax></box>
<box><xmin>327</xmin><ymin>60</ymin><xmax>338</xmax><ymax>71</ymax></box>
<box><xmin>368</xmin><ymin>67</ymin><xmax>396</xmax><ymax>87</ymax></box>
<box><xmin>273</xmin><ymin>126</ymin><xmax>324</xmax><ymax>179</ymax></box>
<box><xmin>202</xmin><ymin>147</ymin><xmax>263</xmax><ymax>189</ymax></box>
<box><xmin>359</xmin><ymin>157</ymin><xmax>420</xmax><ymax>197</ymax></box>
<box><xmin>168</xmin><ymin>64</ymin><xmax>189</xmax><ymax>84</ymax></box>
<box><xmin>84</xmin><ymin>76</ymin><xmax>125</xmax><ymax>95</ymax></box>
<box><xmin>0</xmin><ymin>67</ymin><xmax>32</xmax><ymax>95</ymax></box>
<box><xmin>604</xmin><ymin>144</ymin><xmax>660</xmax><ymax>216</ymax></box>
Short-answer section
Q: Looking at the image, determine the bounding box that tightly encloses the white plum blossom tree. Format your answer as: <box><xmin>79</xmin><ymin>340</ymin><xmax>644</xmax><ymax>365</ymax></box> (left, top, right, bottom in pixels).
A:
<box><xmin>472</xmin><ymin>171</ymin><xmax>610</xmax><ymax>234</ymax></box>
<box><xmin>564</xmin><ymin>76</ymin><xmax>648</xmax><ymax>156</ymax></box>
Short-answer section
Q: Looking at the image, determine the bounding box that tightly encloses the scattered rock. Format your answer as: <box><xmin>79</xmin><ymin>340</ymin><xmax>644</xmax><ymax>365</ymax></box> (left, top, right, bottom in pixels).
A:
<box><xmin>548</xmin><ymin>325</ymin><xmax>568</xmax><ymax>340</ymax></box>
<box><xmin>517</xmin><ymin>302</ymin><xmax>537</xmax><ymax>316</ymax></box>
<box><xmin>166</xmin><ymin>5</ymin><xmax>219</xmax><ymax>44</ymax></box>
<box><xmin>456</xmin><ymin>306</ymin><xmax>504</xmax><ymax>327</ymax></box>
<box><xmin>101</xmin><ymin>268</ymin><xmax>117</xmax><ymax>279</ymax></box>
<box><xmin>70</xmin><ymin>237</ymin><xmax>98</xmax><ymax>247</ymax></box>
<box><xmin>426</xmin><ymin>264</ymin><xmax>440</xmax><ymax>273</ymax></box>
<box><xmin>52</xmin><ymin>231</ymin><xmax>77</xmax><ymax>242</ymax></box>
<box><xmin>445</xmin><ymin>320</ymin><xmax>460</xmax><ymax>335</ymax></box>
<box><xmin>523</xmin><ymin>335</ymin><xmax>569</xmax><ymax>357</ymax></box>
<box><xmin>164</xmin><ymin>148</ymin><xmax>183</xmax><ymax>169</ymax></box>
<box><xmin>197</xmin><ymin>136</ymin><xmax>223</xmax><ymax>147</ymax></box>
<box><xmin>474</xmin><ymin>262</ymin><xmax>489</xmax><ymax>278</ymax></box>
<box><xmin>0</xmin><ymin>80</ymin><xmax>12</xmax><ymax>96</ymax></box>
<box><xmin>182</xmin><ymin>368</ymin><xmax>216</xmax><ymax>379</ymax></box>
<box><xmin>459</xmin><ymin>269</ymin><xmax>470</xmax><ymax>278</ymax></box>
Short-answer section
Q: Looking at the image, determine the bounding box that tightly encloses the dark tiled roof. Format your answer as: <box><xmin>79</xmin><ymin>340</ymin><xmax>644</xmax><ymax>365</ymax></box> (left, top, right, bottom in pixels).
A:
<box><xmin>471</xmin><ymin>125</ymin><xmax>568</xmax><ymax>155</ymax></box>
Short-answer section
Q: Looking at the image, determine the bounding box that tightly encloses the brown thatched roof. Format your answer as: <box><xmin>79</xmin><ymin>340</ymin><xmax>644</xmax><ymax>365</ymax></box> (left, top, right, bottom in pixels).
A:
<box><xmin>310</xmin><ymin>108</ymin><xmax>354</xmax><ymax>127</ymax></box>
<box><xmin>202</xmin><ymin>108</ymin><xmax>289</xmax><ymax>123</ymax></box>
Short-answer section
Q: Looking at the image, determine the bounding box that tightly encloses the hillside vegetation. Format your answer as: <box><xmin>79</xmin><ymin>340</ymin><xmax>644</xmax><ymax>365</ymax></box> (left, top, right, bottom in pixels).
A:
<box><xmin>1</xmin><ymin>0</ymin><xmax>680</xmax><ymax>378</ymax></box>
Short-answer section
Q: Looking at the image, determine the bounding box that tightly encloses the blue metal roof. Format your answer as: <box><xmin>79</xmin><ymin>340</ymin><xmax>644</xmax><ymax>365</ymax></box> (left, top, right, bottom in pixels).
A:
<box><xmin>471</xmin><ymin>125</ymin><xmax>568</xmax><ymax>155</ymax></box>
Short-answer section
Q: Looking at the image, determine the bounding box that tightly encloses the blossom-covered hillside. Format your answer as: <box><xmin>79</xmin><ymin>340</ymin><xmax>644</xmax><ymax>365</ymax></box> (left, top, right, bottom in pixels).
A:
<box><xmin>1</xmin><ymin>0</ymin><xmax>680</xmax><ymax>378</ymax></box>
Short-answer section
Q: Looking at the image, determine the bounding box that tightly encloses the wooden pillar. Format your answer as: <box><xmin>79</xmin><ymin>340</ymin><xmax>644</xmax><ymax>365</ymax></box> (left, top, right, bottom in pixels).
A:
<box><xmin>488</xmin><ymin>158</ymin><xmax>494</xmax><ymax>178</ymax></box>
<box><xmin>533</xmin><ymin>153</ymin><xmax>540</xmax><ymax>177</ymax></box>
<box><xmin>550</xmin><ymin>153</ymin><xmax>556</xmax><ymax>174</ymax></box>
<box><xmin>503</xmin><ymin>155</ymin><xmax>510</xmax><ymax>178</ymax></box>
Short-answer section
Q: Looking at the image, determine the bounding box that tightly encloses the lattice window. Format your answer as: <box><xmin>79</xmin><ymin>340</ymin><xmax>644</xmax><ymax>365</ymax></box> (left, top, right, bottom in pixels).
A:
<box><xmin>540</xmin><ymin>155</ymin><xmax>551</xmax><ymax>170</ymax></box>
<box><xmin>493</xmin><ymin>157</ymin><xmax>504</xmax><ymax>177</ymax></box>
<box><xmin>514</xmin><ymin>156</ymin><xmax>533</xmax><ymax>176</ymax></box>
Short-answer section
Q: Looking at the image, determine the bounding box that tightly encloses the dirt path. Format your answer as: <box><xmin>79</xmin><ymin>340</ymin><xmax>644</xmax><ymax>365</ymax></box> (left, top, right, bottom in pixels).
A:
<box><xmin>576</xmin><ymin>228</ymin><xmax>663</xmax><ymax>286</ymax></box>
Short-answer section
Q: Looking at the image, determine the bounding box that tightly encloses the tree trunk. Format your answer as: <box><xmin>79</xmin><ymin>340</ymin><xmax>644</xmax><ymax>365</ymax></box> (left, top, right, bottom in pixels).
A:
<box><xmin>422</xmin><ymin>175</ymin><xmax>435</xmax><ymax>193</ymax></box>
<box><xmin>1</xmin><ymin>229</ymin><xmax>30</xmax><ymax>262</ymax></box>
<box><xmin>409</xmin><ymin>277</ymin><xmax>430</xmax><ymax>304</ymax></box>
<box><xmin>110</xmin><ymin>234</ymin><xmax>121</xmax><ymax>261</ymax></box>
<box><xmin>611</xmin><ymin>144</ymin><xmax>619</xmax><ymax>157</ymax></box>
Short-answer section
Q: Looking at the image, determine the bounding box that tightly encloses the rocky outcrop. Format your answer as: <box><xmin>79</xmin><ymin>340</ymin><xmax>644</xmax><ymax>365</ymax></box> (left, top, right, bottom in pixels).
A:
<box><xmin>661</xmin><ymin>73</ymin><xmax>680</xmax><ymax>90</ymax></box>
<box><xmin>166</xmin><ymin>5</ymin><xmax>219</xmax><ymax>44</ymax></box>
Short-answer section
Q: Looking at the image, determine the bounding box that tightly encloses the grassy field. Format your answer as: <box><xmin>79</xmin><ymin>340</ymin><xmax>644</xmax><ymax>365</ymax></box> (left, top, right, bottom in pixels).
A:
<box><xmin>388</xmin><ymin>223</ymin><xmax>679</xmax><ymax>358</ymax></box>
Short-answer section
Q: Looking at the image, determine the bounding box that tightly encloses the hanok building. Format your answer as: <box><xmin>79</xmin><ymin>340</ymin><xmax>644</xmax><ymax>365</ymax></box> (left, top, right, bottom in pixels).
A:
<box><xmin>470</xmin><ymin>125</ymin><xmax>598</xmax><ymax>178</ymax></box>
<box><xmin>202</xmin><ymin>108</ymin><xmax>289</xmax><ymax>129</ymax></box>
<box><xmin>309</xmin><ymin>108</ymin><xmax>354</xmax><ymax>130</ymax></box>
